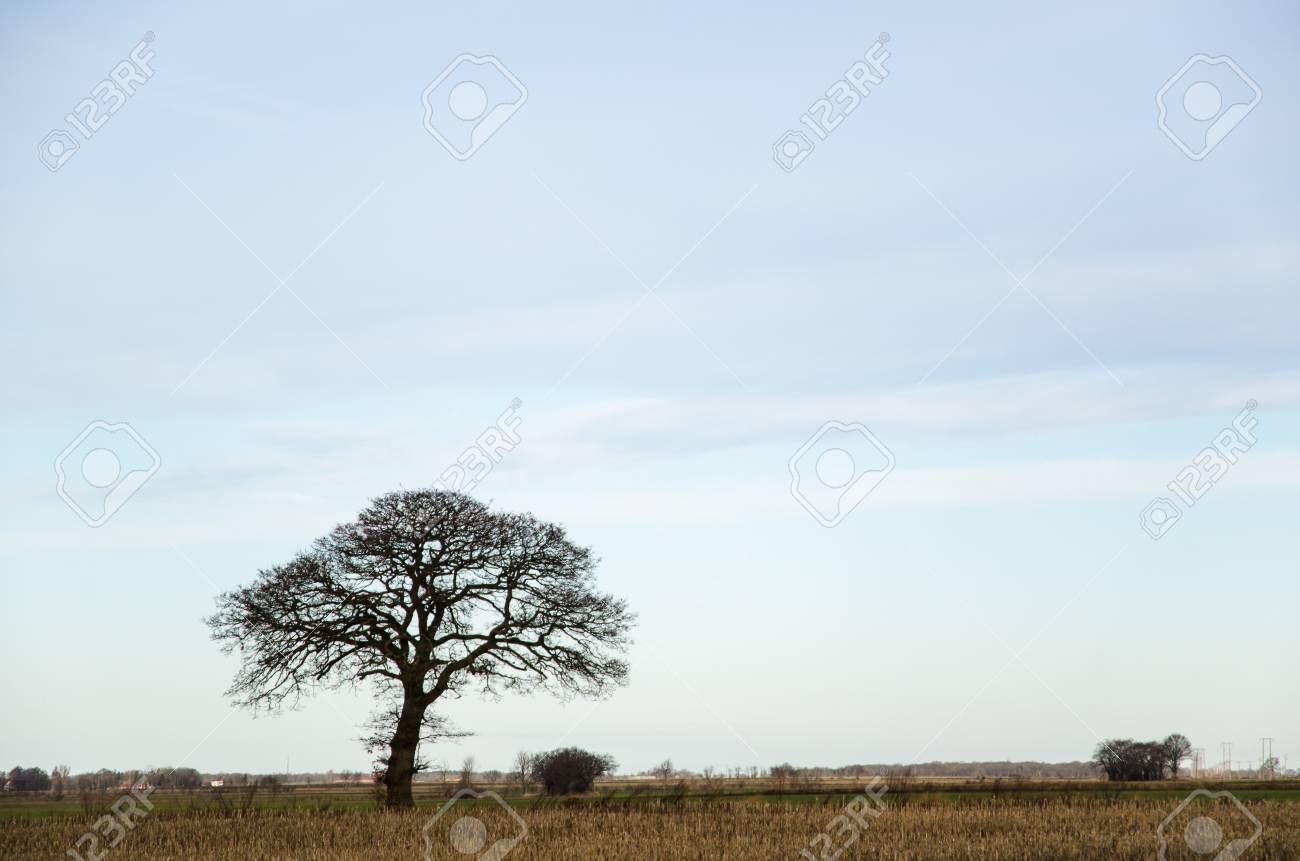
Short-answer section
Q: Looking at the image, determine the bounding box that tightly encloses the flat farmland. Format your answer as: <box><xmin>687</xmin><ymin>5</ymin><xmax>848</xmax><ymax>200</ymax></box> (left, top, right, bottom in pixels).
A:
<box><xmin>4</xmin><ymin>780</ymin><xmax>1299</xmax><ymax>860</ymax></box>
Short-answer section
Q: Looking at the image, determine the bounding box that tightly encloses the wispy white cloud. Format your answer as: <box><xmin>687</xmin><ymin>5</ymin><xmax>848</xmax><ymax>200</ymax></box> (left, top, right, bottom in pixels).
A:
<box><xmin>8</xmin><ymin>365</ymin><xmax>1296</xmax><ymax>551</ymax></box>
<box><xmin>493</xmin><ymin>450</ymin><xmax>1300</xmax><ymax>525</ymax></box>
<box><xmin>526</xmin><ymin>365</ymin><xmax>1300</xmax><ymax>456</ymax></box>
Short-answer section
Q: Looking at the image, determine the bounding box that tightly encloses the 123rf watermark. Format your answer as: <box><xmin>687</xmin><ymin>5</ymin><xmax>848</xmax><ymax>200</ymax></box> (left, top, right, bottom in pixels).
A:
<box><xmin>1156</xmin><ymin>789</ymin><xmax>1261</xmax><ymax>860</ymax></box>
<box><xmin>1156</xmin><ymin>54</ymin><xmax>1261</xmax><ymax>161</ymax></box>
<box><xmin>773</xmin><ymin>34</ymin><xmax>891</xmax><ymax>173</ymax></box>
<box><xmin>37</xmin><ymin>33</ymin><xmax>156</xmax><ymax>172</ymax></box>
<box><xmin>66</xmin><ymin>782</ymin><xmax>155</xmax><ymax>861</ymax></box>
<box><xmin>55</xmin><ymin>420</ymin><xmax>161</xmax><ymax>527</ymax></box>
<box><xmin>797</xmin><ymin>777</ymin><xmax>887</xmax><ymax>860</ymax></box>
<box><xmin>422</xmin><ymin>55</ymin><xmax>527</xmax><ymax>161</ymax></box>
<box><xmin>789</xmin><ymin>421</ymin><xmax>895</xmax><ymax>527</ymax></box>
<box><xmin>433</xmin><ymin>399</ymin><xmax>523</xmax><ymax>495</ymax></box>
<box><xmin>1140</xmin><ymin>401</ymin><xmax>1258</xmax><ymax>540</ymax></box>
<box><xmin>423</xmin><ymin>789</ymin><xmax>527</xmax><ymax>861</ymax></box>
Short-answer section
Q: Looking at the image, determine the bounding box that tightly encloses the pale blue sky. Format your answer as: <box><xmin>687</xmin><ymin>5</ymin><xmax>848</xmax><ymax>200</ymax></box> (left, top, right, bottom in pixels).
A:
<box><xmin>2</xmin><ymin>1</ymin><xmax>1297</xmax><ymax>776</ymax></box>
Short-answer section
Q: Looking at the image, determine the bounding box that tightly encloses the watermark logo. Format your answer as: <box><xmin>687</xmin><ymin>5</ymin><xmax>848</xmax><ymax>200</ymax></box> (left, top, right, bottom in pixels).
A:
<box><xmin>1139</xmin><ymin>498</ymin><xmax>1182</xmax><ymax>540</ymax></box>
<box><xmin>797</xmin><ymin>778</ymin><xmax>887</xmax><ymax>860</ymax></box>
<box><xmin>789</xmin><ymin>421</ymin><xmax>895</xmax><ymax>527</ymax></box>
<box><xmin>422</xmin><ymin>789</ymin><xmax>527</xmax><ymax>861</ymax></box>
<box><xmin>1140</xmin><ymin>401</ymin><xmax>1257</xmax><ymax>540</ymax></box>
<box><xmin>1156</xmin><ymin>54</ymin><xmax>1261</xmax><ymax>161</ymax></box>
<box><xmin>773</xmin><ymin>33</ymin><xmax>890</xmax><ymax>173</ymax></box>
<box><xmin>422</xmin><ymin>55</ymin><xmax>527</xmax><ymax>160</ymax></box>
<box><xmin>773</xmin><ymin>130</ymin><xmax>815</xmax><ymax>173</ymax></box>
<box><xmin>1156</xmin><ymin>789</ymin><xmax>1262</xmax><ymax>860</ymax></box>
<box><xmin>434</xmin><ymin>399</ymin><xmax>523</xmax><ymax>495</ymax></box>
<box><xmin>66</xmin><ymin>782</ymin><xmax>155</xmax><ymax>861</ymax></box>
<box><xmin>37</xmin><ymin>129</ymin><xmax>80</xmax><ymax>172</ymax></box>
<box><xmin>55</xmin><ymin>421</ymin><xmax>161</xmax><ymax>527</ymax></box>
<box><xmin>38</xmin><ymin>33</ymin><xmax>156</xmax><ymax>172</ymax></box>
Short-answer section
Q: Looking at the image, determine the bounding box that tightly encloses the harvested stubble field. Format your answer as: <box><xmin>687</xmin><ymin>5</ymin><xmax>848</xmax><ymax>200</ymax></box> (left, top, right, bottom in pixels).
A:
<box><xmin>5</xmin><ymin>795</ymin><xmax>1300</xmax><ymax>860</ymax></box>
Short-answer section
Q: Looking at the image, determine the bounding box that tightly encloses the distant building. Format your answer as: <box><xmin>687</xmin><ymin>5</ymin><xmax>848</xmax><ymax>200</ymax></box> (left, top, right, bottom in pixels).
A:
<box><xmin>209</xmin><ymin>780</ymin><xmax>224</xmax><ymax>788</ymax></box>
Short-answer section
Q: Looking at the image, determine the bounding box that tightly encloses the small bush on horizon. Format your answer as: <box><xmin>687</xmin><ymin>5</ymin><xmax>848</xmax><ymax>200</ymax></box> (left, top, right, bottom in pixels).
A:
<box><xmin>530</xmin><ymin>748</ymin><xmax>616</xmax><ymax>796</ymax></box>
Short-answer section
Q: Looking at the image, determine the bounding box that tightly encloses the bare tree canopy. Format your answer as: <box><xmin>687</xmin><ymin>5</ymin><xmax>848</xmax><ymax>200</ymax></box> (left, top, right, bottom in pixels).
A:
<box><xmin>206</xmin><ymin>489</ymin><xmax>634</xmax><ymax>807</ymax></box>
<box><xmin>1162</xmin><ymin>733</ymin><xmax>1193</xmax><ymax>779</ymax></box>
<box><xmin>531</xmin><ymin>748</ymin><xmax>616</xmax><ymax>795</ymax></box>
<box><xmin>1094</xmin><ymin>734</ymin><xmax>1193</xmax><ymax>781</ymax></box>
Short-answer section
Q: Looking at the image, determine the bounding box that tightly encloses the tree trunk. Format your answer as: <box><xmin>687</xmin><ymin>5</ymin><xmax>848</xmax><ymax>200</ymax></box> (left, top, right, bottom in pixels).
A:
<box><xmin>384</xmin><ymin>698</ymin><xmax>425</xmax><ymax>808</ymax></box>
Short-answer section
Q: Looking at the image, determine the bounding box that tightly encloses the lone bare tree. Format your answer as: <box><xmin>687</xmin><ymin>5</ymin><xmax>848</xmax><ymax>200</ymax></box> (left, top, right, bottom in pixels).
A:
<box><xmin>207</xmin><ymin>490</ymin><xmax>634</xmax><ymax>808</ymax></box>
<box><xmin>457</xmin><ymin>756</ymin><xmax>475</xmax><ymax>789</ymax></box>
<box><xmin>513</xmin><ymin>750</ymin><xmax>533</xmax><ymax>794</ymax></box>
<box><xmin>1162</xmin><ymin>733</ymin><xmax>1193</xmax><ymax>779</ymax></box>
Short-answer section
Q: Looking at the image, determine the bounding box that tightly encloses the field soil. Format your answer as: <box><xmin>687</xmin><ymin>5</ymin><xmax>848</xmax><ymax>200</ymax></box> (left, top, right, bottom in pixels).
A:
<box><xmin>4</xmin><ymin>793</ymin><xmax>1300</xmax><ymax>860</ymax></box>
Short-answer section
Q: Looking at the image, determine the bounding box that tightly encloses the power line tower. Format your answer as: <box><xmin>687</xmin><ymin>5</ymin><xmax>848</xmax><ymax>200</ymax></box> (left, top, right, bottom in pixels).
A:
<box><xmin>1191</xmin><ymin>748</ymin><xmax>1205</xmax><ymax>778</ymax></box>
<box><xmin>1222</xmin><ymin>742</ymin><xmax>1233</xmax><ymax>778</ymax></box>
<box><xmin>1260</xmin><ymin>738</ymin><xmax>1274</xmax><ymax>778</ymax></box>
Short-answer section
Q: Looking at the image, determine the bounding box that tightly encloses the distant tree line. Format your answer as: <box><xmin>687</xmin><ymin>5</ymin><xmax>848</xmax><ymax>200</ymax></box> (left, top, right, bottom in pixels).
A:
<box><xmin>5</xmin><ymin>767</ymin><xmax>52</xmax><ymax>792</ymax></box>
<box><xmin>0</xmin><ymin>759</ymin><xmax>1114</xmax><ymax>794</ymax></box>
<box><xmin>74</xmin><ymin>768</ymin><xmax>205</xmax><ymax>789</ymax></box>
<box><xmin>831</xmin><ymin>762</ymin><xmax>1101</xmax><ymax>779</ymax></box>
<box><xmin>4</xmin><ymin>766</ymin><xmax>222</xmax><ymax>793</ymax></box>
<box><xmin>737</xmin><ymin>761</ymin><xmax>1101</xmax><ymax>781</ymax></box>
<box><xmin>26</xmin><ymin>736</ymin><xmax>1294</xmax><ymax>796</ymax></box>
